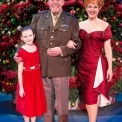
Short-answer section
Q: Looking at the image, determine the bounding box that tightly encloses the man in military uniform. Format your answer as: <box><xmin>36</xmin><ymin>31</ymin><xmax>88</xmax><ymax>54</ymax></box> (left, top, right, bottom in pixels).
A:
<box><xmin>31</xmin><ymin>0</ymin><xmax>81</xmax><ymax>122</ymax></box>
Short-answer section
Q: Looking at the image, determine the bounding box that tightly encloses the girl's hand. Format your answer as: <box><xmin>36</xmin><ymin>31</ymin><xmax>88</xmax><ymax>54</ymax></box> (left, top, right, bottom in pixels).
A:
<box><xmin>107</xmin><ymin>68</ymin><xmax>113</xmax><ymax>82</ymax></box>
<box><xmin>67</xmin><ymin>40</ymin><xmax>76</xmax><ymax>49</ymax></box>
<box><xmin>19</xmin><ymin>88</ymin><xmax>25</xmax><ymax>98</ymax></box>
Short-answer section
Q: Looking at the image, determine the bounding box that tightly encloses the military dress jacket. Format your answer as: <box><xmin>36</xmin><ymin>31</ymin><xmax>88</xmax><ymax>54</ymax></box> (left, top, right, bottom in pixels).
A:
<box><xmin>31</xmin><ymin>10</ymin><xmax>81</xmax><ymax>77</ymax></box>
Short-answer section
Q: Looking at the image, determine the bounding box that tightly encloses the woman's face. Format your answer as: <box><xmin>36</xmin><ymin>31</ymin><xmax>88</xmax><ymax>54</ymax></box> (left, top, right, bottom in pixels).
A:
<box><xmin>85</xmin><ymin>3</ymin><xmax>100</xmax><ymax>19</ymax></box>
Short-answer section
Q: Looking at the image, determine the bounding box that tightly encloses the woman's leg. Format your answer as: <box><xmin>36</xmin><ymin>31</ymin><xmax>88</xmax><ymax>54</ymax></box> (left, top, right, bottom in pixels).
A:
<box><xmin>86</xmin><ymin>104</ymin><xmax>98</xmax><ymax>122</ymax></box>
<box><xmin>23</xmin><ymin>115</ymin><xmax>30</xmax><ymax>122</ymax></box>
<box><xmin>31</xmin><ymin>116</ymin><xmax>36</xmax><ymax>122</ymax></box>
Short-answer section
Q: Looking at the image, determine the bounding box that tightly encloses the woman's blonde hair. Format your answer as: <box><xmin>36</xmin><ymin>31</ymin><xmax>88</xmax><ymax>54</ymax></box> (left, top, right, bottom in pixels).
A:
<box><xmin>84</xmin><ymin>0</ymin><xmax>104</xmax><ymax>8</ymax></box>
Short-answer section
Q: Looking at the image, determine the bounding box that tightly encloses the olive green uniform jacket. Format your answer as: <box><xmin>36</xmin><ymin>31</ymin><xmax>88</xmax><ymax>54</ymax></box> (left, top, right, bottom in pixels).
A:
<box><xmin>31</xmin><ymin>10</ymin><xmax>81</xmax><ymax>77</ymax></box>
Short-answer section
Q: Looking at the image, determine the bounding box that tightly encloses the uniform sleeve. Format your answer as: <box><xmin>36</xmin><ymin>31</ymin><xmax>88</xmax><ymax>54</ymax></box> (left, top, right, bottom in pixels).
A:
<box><xmin>31</xmin><ymin>15</ymin><xmax>36</xmax><ymax>34</ymax></box>
<box><xmin>103</xmin><ymin>25</ymin><xmax>112</xmax><ymax>41</ymax></box>
<box><xmin>60</xmin><ymin>17</ymin><xmax>81</xmax><ymax>57</ymax></box>
<box><xmin>71</xmin><ymin>18</ymin><xmax>82</xmax><ymax>50</ymax></box>
<box><xmin>31</xmin><ymin>14</ymin><xmax>42</xmax><ymax>43</ymax></box>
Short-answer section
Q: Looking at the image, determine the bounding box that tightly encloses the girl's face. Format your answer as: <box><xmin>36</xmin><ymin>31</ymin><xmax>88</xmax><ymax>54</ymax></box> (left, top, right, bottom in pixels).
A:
<box><xmin>85</xmin><ymin>3</ymin><xmax>100</xmax><ymax>19</ymax></box>
<box><xmin>20</xmin><ymin>29</ymin><xmax>35</xmax><ymax>45</ymax></box>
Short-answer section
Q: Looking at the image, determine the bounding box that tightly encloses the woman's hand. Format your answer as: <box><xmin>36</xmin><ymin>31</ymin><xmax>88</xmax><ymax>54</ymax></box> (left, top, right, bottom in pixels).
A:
<box><xmin>107</xmin><ymin>68</ymin><xmax>113</xmax><ymax>82</ymax></box>
<box><xmin>67</xmin><ymin>40</ymin><xmax>76</xmax><ymax>49</ymax></box>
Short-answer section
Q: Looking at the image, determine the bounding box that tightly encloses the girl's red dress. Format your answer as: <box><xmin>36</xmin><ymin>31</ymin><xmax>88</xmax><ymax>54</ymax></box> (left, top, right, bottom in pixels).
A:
<box><xmin>16</xmin><ymin>46</ymin><xmax>46</xmax><ymax>117</ymax></box>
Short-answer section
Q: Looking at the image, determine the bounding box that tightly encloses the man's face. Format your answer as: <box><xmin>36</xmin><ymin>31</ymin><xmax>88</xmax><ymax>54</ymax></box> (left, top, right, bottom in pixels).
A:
<box><xmin>48</xmin><ymin>0</ymin><xmax>64</xmax><ymax>15</ymax></box>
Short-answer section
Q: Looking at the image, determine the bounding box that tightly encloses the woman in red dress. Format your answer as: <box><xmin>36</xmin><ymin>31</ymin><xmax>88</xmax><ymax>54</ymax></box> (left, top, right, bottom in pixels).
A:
<box><xmin>67</xmin><ymin>0</ymin><xmax>113</xmax><ymax>122</ymax></box>
<box><xmin>16</xmin><ymin>26</ymin><xmax>46</xmax><ymax>122</ymax></box>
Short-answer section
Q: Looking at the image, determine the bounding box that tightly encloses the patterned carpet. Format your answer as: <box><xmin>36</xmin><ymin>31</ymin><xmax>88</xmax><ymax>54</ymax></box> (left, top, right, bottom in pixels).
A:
<box><xmin>0</xmin><ymin>92</ymin><xmax>122</xmax><ymax>122</ymax></box>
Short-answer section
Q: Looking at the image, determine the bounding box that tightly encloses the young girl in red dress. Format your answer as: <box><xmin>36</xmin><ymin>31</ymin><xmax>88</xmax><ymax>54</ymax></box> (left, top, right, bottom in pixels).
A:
<box><xmin>16</xmin><ymin>26</ymin><xmax>46</xmax><ymax>122</ymax></box>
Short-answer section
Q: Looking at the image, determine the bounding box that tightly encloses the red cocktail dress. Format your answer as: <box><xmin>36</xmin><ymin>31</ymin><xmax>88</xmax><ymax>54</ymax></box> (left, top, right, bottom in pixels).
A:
<box><xmin>77</xmin><ymin>25</ymin><xmax>112</xmax><ymax>106</ymax></box>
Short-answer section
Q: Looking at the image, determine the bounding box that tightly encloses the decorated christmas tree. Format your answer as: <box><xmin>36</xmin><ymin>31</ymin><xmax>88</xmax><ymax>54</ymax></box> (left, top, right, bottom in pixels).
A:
<box><xmin>0</xmin><ymin>0</ymin><xmax>122</xmax><ymax>108</ymax></box>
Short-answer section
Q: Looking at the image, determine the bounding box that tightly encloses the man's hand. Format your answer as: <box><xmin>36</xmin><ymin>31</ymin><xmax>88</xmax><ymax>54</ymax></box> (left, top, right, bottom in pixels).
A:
<box><xmin>47</xmin><ymin>47</ymin><xmax>62</xmax><ymax>56</ymax></box>
<box><xmin>14</xmin><ymin>53</ymin><xmax>22</xmax><ymax>63</ymax></box>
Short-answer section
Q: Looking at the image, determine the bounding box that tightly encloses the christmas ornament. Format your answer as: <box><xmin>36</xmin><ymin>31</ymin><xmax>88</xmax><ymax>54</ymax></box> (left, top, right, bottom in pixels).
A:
<box><xmin>84</xmin><ymin>14</ymin><xmax>88</xmax><ymax>19</ymax></box>
<box><xmin>115</xmin><ymin>3</ymin><xmax>122</xmax><ymax>10</ymax></box>
<box><xmin>113</xmin><ymin>29</ymin><xmax>117</xmax><ymax>33</ymax></box>
<box><xmin>79</xmin><ymin>17</ymin><xmax>83</xmax><ymax>22</ymax></box>
<box><xmin>0</xmin><ymin>4</ymin><xmax>8</xmax><ymax>14</ymax></box>
<box><xmin>2</xmin><ymin>88</ymin><xmax>5</xmax><ymax>92</ymax></box>
<box><xmin>2</xmin><ymin>18</ymin><xmax>6</xmax><ymax>23</ymax></box>
<box><xmin>10</xmin><ymin>18</ymin><xmax>16</xmax><ymax>25</ymax></box>
<box><xmin>77</xmin><ymin>0</ymin><xmax>85</xmax><ymax>8</ymax></box>
<box><xmin>111</xmin><ymin>16</ymin><xmax>117</xmax><ymax>21</ymax></box>
<box><xmin>14</xmin><ymin>2</ymin><xmax>30</xmax><ymax>8</ymax></box>
<box><xmin>71</xmin><ymin>102</ymin><xmax>75</xmax><ymax>107</ymax></box>
<box><xmin>7</xmin><ymin>31</ymin><xmax>11</xmax><ymax>35</ymax></box>
<box><xmin>70</xmin><ymin>10</ymin><xmax>76</xmax><ymax>15</ymax></box>
<box><xmin>11</xmin><ymin>29</ymin><xmax>16</xmax><ymax>35</ymax></box>
<box><xmin>14</xmin><ymin>12</ymin><xmax>21</xmax><ymax>20</ymax></box>
<box><xmin>119</xmin><ymin>23</ymin><xmax>122</xmax><ymax>28</ymax></box>
<box><xmin>5</xmin><ymin>59</ymin><xmax>9</xmax><ymax>64</ymax></box>
<box><xmin>2</xmin><ymin>51</ymin><xmax>6</xmax><ymax>56</ymax></box>
<box><xmin>17</xmin><ymin>26</ymin><xmax>22</xmax><ymax>31</ymax></box>
<box><xmin>2</xmin><ymin>81</ymin><xmax>17</xmax><ymax>93</ymax></box>
<box><xmin>1</xmin><ymin>30</ymin><xmax>5</xmax><ymax>34</ymax></box>
<box><xmin>116</xmin><ymin>42</ymin><xmax>119</xmax><ymax>45</ymax></box>
<box><xmin>121</xmin><ymin>33</ymin><xmax>122</xmax><ymax>36</ymax></box>
<box><xmin>1</xmin><ymin>42</ymin><xmax>7</xmax><ymax>47</ymax></box>
<box><xmin>6</xmin><ymin>12</ymin><xmax>10</xmax><ymax>17</ymax></box>
<box><xmin>15</xmin><ymin>44</ymin><xmax>19</xmax><ymax>48</ymax></box>
<box><xmin>2</xmin><ymin>35</ymin><xmax>9</xmax><ymax>42</ymax></box>
<box><xmin>23</xmin><ymin>13</ymin><xmax>28</xmax><ymax>18</ymax></box>
<box><xmin>3</xmin><ymin>60</ymin><xmax>6</xmax><ymax>64</ymax></box>
<box><xmin>7</xmin><ymin>20</ymin><xmax>12</xmax><ymax>26</ymax></box>
<box><xmin>69</xmin><ymin>76</ymin><xmax>81</xmax><ymax>88</ymax></box>
<box><xmin>76</xmin><ymin>7</ymin><xmax>80</xmax><ymax>12</ymax></box>
<box><xmin>12</xmin><ymin>0</ymin><xmax>16</xmax><ymax>4</ymax></box>
<box><xmin>103</xmin><ymin>17</ymin><xmax>107</xmax><ymax>21</ymax></box>
<box><xmin>114</xmin><ymin>3</ymin><xmax>122</xmax><ymax>17</ymax></box>
<box><xmin>1</xmin><ymin>70</ymin><xmax>17</xmax><ymax>79</ymax></box>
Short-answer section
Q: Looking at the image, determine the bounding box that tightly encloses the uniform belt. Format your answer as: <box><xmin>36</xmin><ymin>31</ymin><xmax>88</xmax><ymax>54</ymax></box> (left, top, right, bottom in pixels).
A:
<box><xmin>23</xmin><ymin>64</ymin><xmax>40</xmax><ymax>71</ymax></box>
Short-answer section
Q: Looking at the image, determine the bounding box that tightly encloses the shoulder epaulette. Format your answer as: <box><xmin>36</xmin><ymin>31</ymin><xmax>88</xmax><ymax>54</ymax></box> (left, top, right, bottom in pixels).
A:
<box><xmin>66</xmin><ymin>12</ymin><xmax>75</xmax><ymax>18</ymax></box>
<box><xmin>38</xmin><ymin>10</ymin><xmax>48</xmax><ymax>14</ymax></box>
